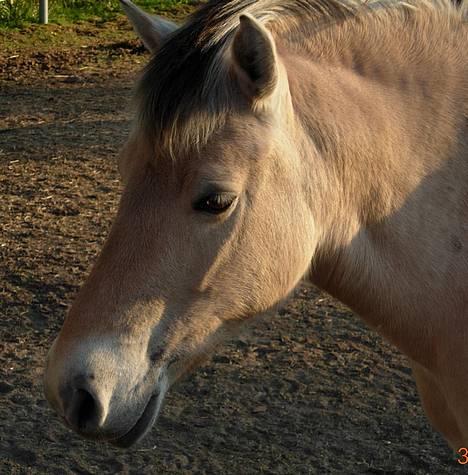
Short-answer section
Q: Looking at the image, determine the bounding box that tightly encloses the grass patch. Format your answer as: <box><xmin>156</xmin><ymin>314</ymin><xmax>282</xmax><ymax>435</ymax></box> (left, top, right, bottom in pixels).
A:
<box><xmin>0</xmin><ymin>0</ymin><xmax>195</xmax><ymax>28</ymax></box>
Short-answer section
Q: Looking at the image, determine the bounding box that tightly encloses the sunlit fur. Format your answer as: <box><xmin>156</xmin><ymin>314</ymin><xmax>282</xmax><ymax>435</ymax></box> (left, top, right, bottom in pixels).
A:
<box><xmin>136</xmin><ymin>0</ymin><xmax>467</xmax><ymax>155</ymax></box>
<box><xmin>45</xmin><ymin>0</ymin><xmax>467</xmax><ymax>451</ymax></box>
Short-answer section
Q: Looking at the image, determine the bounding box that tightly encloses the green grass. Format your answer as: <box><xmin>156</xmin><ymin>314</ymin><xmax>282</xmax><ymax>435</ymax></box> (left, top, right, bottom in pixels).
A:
<box><xmin>0</xmin><ymin>0</ymin><xmax>194</xmax><ymax>28</ymax></box>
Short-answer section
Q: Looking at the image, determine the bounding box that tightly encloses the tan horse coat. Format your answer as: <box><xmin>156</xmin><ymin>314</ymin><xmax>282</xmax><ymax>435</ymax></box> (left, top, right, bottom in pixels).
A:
<box><xmin>44</xmin><ymin>0</ymin><xmax>467</xmax><ymax>451</ymax></box>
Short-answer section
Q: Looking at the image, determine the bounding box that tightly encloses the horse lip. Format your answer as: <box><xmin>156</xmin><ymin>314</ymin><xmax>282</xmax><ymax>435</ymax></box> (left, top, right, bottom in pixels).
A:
<box><xmin>110</xmin><ymin>393</ymin><xmax>161</xmax><ymax>448</ymax></box>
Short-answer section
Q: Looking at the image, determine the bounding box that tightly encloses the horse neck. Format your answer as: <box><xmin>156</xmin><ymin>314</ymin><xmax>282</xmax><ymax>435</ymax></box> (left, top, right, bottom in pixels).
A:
<box><xmin>286</xmin><ymin>33</ymin><xmax>464</xmax><ymax>336</ymax></box>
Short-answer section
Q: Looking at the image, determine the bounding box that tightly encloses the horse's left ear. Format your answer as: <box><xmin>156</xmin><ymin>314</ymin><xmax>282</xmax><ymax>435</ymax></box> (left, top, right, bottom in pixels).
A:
<box><xmin>120</xmin><ymin>0</ymin><xmax>178</xmax><ymax>53</ymax></box>
<box><xmin>231</xmin><ymin>14</ymin><xmax>279</xmax><ymax>101</ymax></box>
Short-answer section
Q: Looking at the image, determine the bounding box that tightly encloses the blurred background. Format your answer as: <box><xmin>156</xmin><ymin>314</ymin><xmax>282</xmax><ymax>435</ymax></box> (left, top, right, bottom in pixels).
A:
<box><xmin>0</xmin><ymin>0</ymin><xmax>191</xmax><ymax>26</ymax></box>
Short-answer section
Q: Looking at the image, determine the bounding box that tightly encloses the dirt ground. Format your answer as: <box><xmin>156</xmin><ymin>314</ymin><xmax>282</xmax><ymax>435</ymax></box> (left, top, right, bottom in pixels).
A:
<box><xmin>0</xmin><ymin>13</ymin><xmax>463</xmax><ymax>475</ymax></box>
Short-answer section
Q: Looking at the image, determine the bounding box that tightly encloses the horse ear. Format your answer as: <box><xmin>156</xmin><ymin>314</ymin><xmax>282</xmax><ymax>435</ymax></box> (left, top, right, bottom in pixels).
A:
<box><xmin>231</xmin><ymin>14</ymin><xmax>279</xmax><ymax>101</ymax></box>
<box><xmin>120</xmin><ymin>0</ymin><xmax>178</xmax><ymax>53</ymax></box>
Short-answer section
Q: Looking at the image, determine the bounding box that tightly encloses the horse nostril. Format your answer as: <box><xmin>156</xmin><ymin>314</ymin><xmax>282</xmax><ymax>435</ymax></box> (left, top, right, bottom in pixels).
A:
<box><xmin>65</xmin><ymin>387</ymin><xmax>102</xmax><ymax>434</ymax></box>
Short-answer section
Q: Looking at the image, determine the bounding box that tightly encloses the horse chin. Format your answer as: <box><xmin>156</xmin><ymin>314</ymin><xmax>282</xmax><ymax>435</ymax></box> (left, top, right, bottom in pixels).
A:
<box><xmin>111</xmin><ymin>391</ymin><xmax>165</xmax><ymax>448</ymax></box>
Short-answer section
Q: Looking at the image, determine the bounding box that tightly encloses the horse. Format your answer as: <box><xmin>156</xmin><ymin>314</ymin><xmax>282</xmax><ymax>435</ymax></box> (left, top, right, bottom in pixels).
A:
<box><xmin>44</xmin><ymin>0</ymin><xmax>467</xmax><ymax>451</ymax></box>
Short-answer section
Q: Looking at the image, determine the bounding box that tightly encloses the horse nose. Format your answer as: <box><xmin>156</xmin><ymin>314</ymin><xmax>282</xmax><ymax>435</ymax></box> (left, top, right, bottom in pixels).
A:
<box><xmin>62</xmin><ymin>378</ymin><xmax>104</xmax><ymax>435</ymax></box>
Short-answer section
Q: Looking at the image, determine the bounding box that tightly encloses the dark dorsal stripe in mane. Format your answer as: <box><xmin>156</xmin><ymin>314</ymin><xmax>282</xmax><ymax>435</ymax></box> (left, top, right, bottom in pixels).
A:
<box><xmin>136</xmin><ymin>0</ymin><xmax>466</xmax><ymax>156</ymax></box>
<box><xmin>136</xmin><ymin>0</ymin><xmax>372</xmax><ymax>154</ymax></box>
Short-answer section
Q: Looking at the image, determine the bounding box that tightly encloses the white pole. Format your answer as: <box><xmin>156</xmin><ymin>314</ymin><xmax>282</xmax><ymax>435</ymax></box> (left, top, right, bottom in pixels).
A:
<box><xmin>39</xmin><ymin>0</ymin><xmax>48</xmax><ymax>24</ymax></box>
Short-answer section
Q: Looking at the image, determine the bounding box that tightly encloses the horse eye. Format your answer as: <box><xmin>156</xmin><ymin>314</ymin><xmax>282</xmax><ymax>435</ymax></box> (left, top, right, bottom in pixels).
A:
<box><xmin>194</xmin><ymin>193</ymin><xmax>237</xmax><ymax>215</ymax></box>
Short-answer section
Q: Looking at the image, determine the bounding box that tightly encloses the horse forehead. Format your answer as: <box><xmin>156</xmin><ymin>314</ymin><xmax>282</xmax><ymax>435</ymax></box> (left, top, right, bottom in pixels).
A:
<box><xmin>127</xmin><ymin>115</ymin><xmax>272</xmax><ymax>191</ymax></box>
<box><xmin>204</xmin><ymin>123</ymin><xmax>275</xmax><ymax>165</ymax></box>
<box><xmin>155</xmin><ymin>140</ymin><xmax>249</xmax><ymax>181</ymax></box>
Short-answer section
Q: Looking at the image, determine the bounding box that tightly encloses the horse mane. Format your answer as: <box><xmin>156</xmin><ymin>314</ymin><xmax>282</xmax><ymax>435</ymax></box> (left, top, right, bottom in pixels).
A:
<box><xmin>135</xmin><ymin>0</ymin><xmax>466</xmax><ymax>157</ymax></box>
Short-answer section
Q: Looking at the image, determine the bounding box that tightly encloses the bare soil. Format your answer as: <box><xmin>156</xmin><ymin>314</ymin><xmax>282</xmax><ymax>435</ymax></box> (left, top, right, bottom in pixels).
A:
<box><xmin>0</xmin><ymin>15</ymin><xmax>462</xmax><ymax>475</ymax></box>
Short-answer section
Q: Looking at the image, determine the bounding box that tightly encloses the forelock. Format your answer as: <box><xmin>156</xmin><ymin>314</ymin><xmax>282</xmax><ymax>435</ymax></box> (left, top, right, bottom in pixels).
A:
<box><xmin>134</xmin><ymin>0</ymin><xmax>466</xmax><ymax>158</ymax></box>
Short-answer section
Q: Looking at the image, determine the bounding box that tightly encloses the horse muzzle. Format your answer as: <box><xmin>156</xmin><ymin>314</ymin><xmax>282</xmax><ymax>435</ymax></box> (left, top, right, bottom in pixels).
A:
<box><xmin>43</xmin><ymin>336</ymin><xmax>168</xmax><ymax>447</ymax></box>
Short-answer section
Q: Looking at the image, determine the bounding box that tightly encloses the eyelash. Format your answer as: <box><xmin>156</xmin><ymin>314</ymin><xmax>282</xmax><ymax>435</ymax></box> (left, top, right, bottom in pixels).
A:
<box><xmin>193</xmin><ymin>193</ymin><xmax>237</xmax><ymax>215</ymax></box>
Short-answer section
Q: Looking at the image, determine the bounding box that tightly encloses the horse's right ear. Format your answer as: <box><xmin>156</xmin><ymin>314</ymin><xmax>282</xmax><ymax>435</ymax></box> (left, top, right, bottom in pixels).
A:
<box><xmin>120</xmin><ymin>0</ymin><xmax>178</xmax><ymax>53</ymax></box>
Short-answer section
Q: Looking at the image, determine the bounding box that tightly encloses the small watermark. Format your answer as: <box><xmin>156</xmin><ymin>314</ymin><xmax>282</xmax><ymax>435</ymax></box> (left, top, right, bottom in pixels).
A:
<box><xmin>458</xmin><ymin>448</ymin><xmax>468</xmax><ymax>465</ymax></box>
